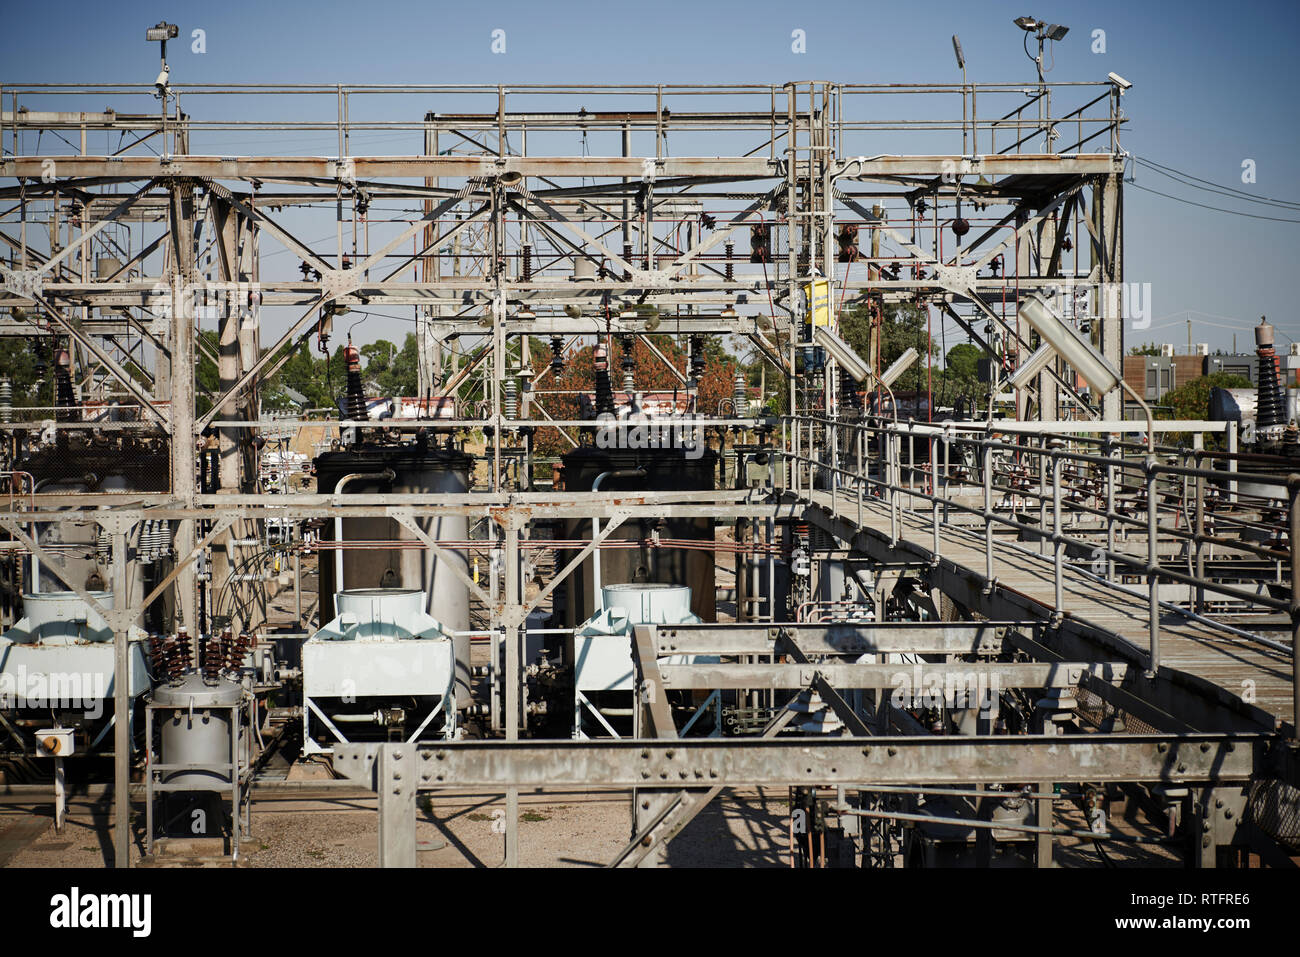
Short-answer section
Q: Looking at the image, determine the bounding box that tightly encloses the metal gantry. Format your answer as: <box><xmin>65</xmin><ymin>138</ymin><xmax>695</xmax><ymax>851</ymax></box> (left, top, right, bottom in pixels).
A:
<box><xmin>0</xmin><ymin>78</ymin><xmax>1295</xmax><ymax>869</ymax></box>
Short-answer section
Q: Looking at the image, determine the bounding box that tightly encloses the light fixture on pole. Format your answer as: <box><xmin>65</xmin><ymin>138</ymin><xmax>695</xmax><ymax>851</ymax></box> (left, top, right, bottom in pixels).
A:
<box><xmin>146</xmin><ymin>21</ymin><xmax>178</xmax><ymax>153</ymax></box>
<box><xmin>880</xmin><ymin>347</ymin><xmax>919</xmax><ymax>389</ymax></box>
<box><xmin>1014</xmin><ymin>17</ymin><xmax>1069</xmax><ymax>150</ymax></box>
<box><xmin>146</xmin><ymin>22</ymin><xmax>177</xmax><ymax>96</ymax></box>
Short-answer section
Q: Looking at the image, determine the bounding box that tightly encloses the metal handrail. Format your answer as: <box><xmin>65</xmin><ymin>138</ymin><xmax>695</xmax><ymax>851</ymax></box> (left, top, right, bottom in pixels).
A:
<box><xmin>780</xmin><ymin>414</ymin><xmax>1298</xmax><ymax>698</ymax></box>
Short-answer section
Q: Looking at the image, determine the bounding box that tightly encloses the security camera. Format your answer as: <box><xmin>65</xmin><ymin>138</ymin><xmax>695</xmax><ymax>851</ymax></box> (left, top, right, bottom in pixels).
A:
<box><xmin>1107</xmin><ymin>72</ymin><xmax>1132</xmax><ymax>91</ymax></box>
<box><xmin>154</xmin><ymin>66</ymin><xmax>170</xmax><ymax>96</ymax></box>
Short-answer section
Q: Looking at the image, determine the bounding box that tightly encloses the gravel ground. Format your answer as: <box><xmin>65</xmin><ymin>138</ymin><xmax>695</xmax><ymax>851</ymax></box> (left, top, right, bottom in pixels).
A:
<box><xmin>1</xmin><ymin>788</ymin><xmax>790</xmax><ymax>868</ymax></box>
<box><xmin>1</xmin><ymin>785</ymin><xmax>1181</xmax><ymax>868</ymax></box>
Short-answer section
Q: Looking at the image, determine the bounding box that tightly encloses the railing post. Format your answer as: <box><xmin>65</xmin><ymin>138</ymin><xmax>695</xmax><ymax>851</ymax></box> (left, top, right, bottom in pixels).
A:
<box><xmin>1104</xmin><ymin>436</ymin><xmax>1116</xmax><ymax>582</ymax></box>
<box><xmin>830</xmin><ymin>418</ymin><xmax>840</xmax><ymax>495</ymax></box>
<box><xmin>942</xmin><ymin>431</ymin><xmax>951</xmax><ymax>526</ymax></box>
<box><xmin>856</xmin><ymin>423</ymin><xmax>864</xmax><ymax>527</ymax></box>
<box><xmin>889</xmin><ymin>431</ymin><xmax>899</xmax><ymax>544</ymax></box>
<box><xmin>1193</xmin><ymin>441</ymin><xmax>1205</xmax><ymax>614</ymax></box>
<box><xmin>931</xmin><ymin>434</ymin><xmax>940</xmax><ymax>559</ymax></box>
<box><xmin>1038</xmin><ymin>437</ymin><xmax>1049</xmax><ymax>556</ymax></box>
<box><xmin>1145</xmin><ymin>454</ymin><xmax>1160</xmax><ymax>677</ymax></box>
<box><xmin>983</xmin><ymin>441</ymin><xmax>994</xmax><ymax>590</ymax></box>
<box><xmin>1051</xmin><ymin>440</ymin><xmax>1063</xmax><ymax>618</ymax></box>
<box><xmin>1290</xmin><ymin>478</ymin><xmax>1300</xmax><ymax>741</ymax></box>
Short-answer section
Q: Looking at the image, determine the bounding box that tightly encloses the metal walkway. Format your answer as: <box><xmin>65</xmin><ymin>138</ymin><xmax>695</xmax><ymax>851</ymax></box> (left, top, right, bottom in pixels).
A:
<box><xmin>802</xmin><ymin>488</ymin><xmax>1296</xmax><ymax>734</ymax></box>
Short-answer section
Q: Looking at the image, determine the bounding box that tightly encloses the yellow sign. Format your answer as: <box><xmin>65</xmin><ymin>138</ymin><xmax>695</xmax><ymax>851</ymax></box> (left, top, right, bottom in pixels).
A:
<box><xmin>804</xmin><ymin>278</ymin><xmax>831</xmax><ymax>327</ymax></box>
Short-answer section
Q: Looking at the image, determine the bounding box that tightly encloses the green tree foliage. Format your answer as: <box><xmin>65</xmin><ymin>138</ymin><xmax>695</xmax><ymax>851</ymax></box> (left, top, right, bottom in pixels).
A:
<box><xmin>1158</xmin><ymin>372</ymin><xmax>1252</xmax><ymax>420</ymax></box>
<box><xmin>1128</xmin><ymin>342</ymin><xmax>1164</xmax><ymax>356</ymax></box>
<box><xmin>360</xmin><ymin>333</ymin><xmax>419</xmax><ymax>397</ymax></box>
<box><xmin>1157</xmin><ymin>371</ymin><xmax>1253</xmax><ymax>447</ymax></box>
<box><xmin>0</xmin><ymin>337</ymin><xmax>46</xmax><ymax>407</ymax></box>
<box><xmin>195</xmin><ymin>330</ymin><xmax>218</xmax><ymax>417</ymax></box>
<box><xmin>939</xmin><ymin>342</ymin><xmax>983</xmax><ymax>408</ymax></box>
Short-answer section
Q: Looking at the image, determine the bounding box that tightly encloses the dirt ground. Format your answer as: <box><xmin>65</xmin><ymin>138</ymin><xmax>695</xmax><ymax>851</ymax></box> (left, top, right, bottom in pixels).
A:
<box><xmin>1</xmin><ymin>787</ymin><xmax>792</xmax><ymax>868</ymax></box>
<box><xmin>1</xmin><ymin>783</ymin><xmax>1182</xmax><ymax>868</ymax></box>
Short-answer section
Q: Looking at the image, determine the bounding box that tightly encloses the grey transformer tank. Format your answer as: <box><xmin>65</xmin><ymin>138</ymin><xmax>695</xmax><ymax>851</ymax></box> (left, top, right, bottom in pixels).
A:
<box><xmin>556</xmin><ymin>445</ymin><xmax>718</xmax><ymax>629</ymax></box>
<box><xmin>313</xmin><ymin>442</ymin><xmax>474</xmax><ymax>709</ymax></box>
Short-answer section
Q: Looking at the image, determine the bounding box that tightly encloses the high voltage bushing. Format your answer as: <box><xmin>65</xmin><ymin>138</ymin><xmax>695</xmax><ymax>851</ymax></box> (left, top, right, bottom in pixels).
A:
<box><xmin>504</xmin><ymin>378</ymin><xmax>519</xmax><ymax>418</ymax></box>
<box><xmin>344</xmin><ymin>343</ymin><xmax>367</xmax><ymax>425</ymax></box>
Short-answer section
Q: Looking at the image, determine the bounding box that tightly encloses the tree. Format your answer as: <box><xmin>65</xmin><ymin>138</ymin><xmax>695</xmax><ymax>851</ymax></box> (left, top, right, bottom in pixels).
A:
<box><xmin>0</xmin><ymin>337</ymin><xmax>46</xmax><ymax>407</ymax></box>
<box><xmin>363</xmin><ymin>334</ymin><xmax>418</xmax><ymax>397</ymax></box>
<box><xmin>1128</xmin><ymin>342</ymin><xmax>1164</xmax><ymax>356</ymax></box>
<box><xmin>939</xmin><ymin>342</ymin><xmax>983</xmax><ymax>408</ymax></box>
<box><xmin>262</xmin><ymin>341</ymin><xmax>349</xmax><ymax>411</ymax></box>
<box><xmin>1157</xmin><ymin>371</ymin><xmax>1253</xmax><ymax>447</ymax></box>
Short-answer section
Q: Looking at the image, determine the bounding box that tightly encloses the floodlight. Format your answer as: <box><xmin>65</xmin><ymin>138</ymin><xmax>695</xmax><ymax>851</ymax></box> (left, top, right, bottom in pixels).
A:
<box><xmin>1009</xmin><ymin>341</ymin><xmax>1056</xmax><ymax>390</ymax></box>
<box><xmin>1044</xmin><ymin>23</ymin><xmax>1069</xmax><ymax>40</ymax></box>
<box><xmin>146</xmin><ymin>22</ymin><xmax>178</xmax><ymax>42</ymax></box>
<box><xmin>952</xmin><ymin>35</ymin><xmax>966</xmax><ymax>70</ymax></box>
<box><xmin>1016</xmin><ymin>291</ymin><xmax>1119</xmax><ymax>393</ymax></box>
<box><xmin>880</xmin><ymin>347</ymin><xmax>919</xmax><ymax>389</ymax></box>
<box><xmin>1014</xmin><ymin>17</ymin><xmax>1040</xmax><ymax>31</ymax></box>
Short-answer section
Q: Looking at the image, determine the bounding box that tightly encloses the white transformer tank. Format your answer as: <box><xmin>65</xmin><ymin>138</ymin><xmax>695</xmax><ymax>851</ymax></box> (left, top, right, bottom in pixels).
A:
<box><xmin>569</xmin><ymin>583</ymin><xmax>720</xmax><ymax>738</ymax></box>
<box><xmin>301</xmin><ymin>588</ymin><xmax>458</xmax><ymax>752</ymax></box>
<box><xmin>572</xmin><ymin>583</ymin><xmax>700</xmax><ymax>693</ymax></box>
<box><xmin>0</xmin><ymin>592</ymin><xmax>149</xmax><ymax>735</ymax></box>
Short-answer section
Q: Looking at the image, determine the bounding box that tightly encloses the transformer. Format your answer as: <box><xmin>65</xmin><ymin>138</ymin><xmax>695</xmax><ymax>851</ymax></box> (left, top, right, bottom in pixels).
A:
<box><xmin>0</xmin><ymin>591</ymin><xmax>149</xmax><ymax>755</ymax></box>
<box><xmin>569</xmin><ymin>582</ymin><xmax>718</xmax><ymax>738</ymax></box>
<box><xmin>313</xmin><ymin>442</ymin><xmax>473</xmax><ymax>708</ymax></box>
<box><xmin>301</xmin><ymin>587</ymin><xmax>460</xmax><ymax>752</ymax></box>
<box><xmin>557</xmin><ymin>445</ymin><xmax>717</xmax><ymax>629</ymax></box>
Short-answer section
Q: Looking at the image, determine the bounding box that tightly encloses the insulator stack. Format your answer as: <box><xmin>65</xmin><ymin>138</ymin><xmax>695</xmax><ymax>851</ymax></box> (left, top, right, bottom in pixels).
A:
<box><xmin>622</xmin><ymin>242</ymin><xmax>633</xmax><ymax>281</ymax></box>
<box><xmin>1255</xmin><ymin>320</ymin><xmax>1285</xmax><ymax>433</ymax></box>
<box><xmin>161</xmin><ymin>635</ymin><xmax>190</xmax><ymax>681</ymax></box>
<box><xmin>840</xmin><ymin>369</ymin><xmax>863</xmax><ymax>414</ymax></box>
<box><xmin>202</xmin><ymin>631</ymin><xmax>228</xmax><ymax>683</ymax></box>
<box><xmin>148</xmin><ymin>633</ymin><xmax>167</xmax><ymax>673</ymax></box>
<box><xmin>619</xmin><ymin>334</ymin><xmax>635</xmax><ymax>394</ymax></box>
<box><xmin>592</xmin><ymin>346</ymin><xmax>616</xmax><ymax>417</ymax></box>
<box><xmin>550</xmin><ymin>336</ymin><xmax>565</xmax><ymax>375</ymax></box>
<box><xmin>226</xmin><ymin>631</ymin><xmax>254</xmax><ymax>673</ymax></box>
<box><xmin>521</xmin><ymin>243</ymin><xmax>532</xmax><ymax>281</ymax></box>
<box><xmin>689</xmin><ymin>336</ymin><xmax>705</xmax><ymax>380</ymax></box>
<box><xmin>724</xmin><ymin>242</ymin><xmax>734</xmax><ymax>280</ymax></box>
<box><xmin>344</xmin><ymin>343</ymin><xmax>367</xmax><ymax>425</ymax></box>
<box><xmin>504</xmin><ymin>378</ymin><xmax>518</xmax><ymax>418</ymax></box>
<box><xmin>96</xmin><ymin>527</ymin><xmax>111</xmax><ymax>564</ymax></box>
<box><xmin>140</xmin><ymin>520</ymin><xmax>155</xmax><ymax>562</ymax></box>
<box><xmin>53</xmin><ymin>349</ymin><xmax>78</xmax><ymax>423</ymax></box>
<box><xmin>0</xmin><ymin>377</ymin><xmax>11</xmax><ymax>424</ymax></box>
<box><xmin>733</xmin><ymin>371</ymin><xmax>747</xmax><ymax>414</ymax></box>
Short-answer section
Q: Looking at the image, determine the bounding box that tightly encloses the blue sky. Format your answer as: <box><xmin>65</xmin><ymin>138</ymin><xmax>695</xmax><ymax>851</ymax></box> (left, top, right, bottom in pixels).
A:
<box><xmin>3</xmin><ymin>0</ymin><xmax>1298</xmax><ymax>355</ymax></box>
